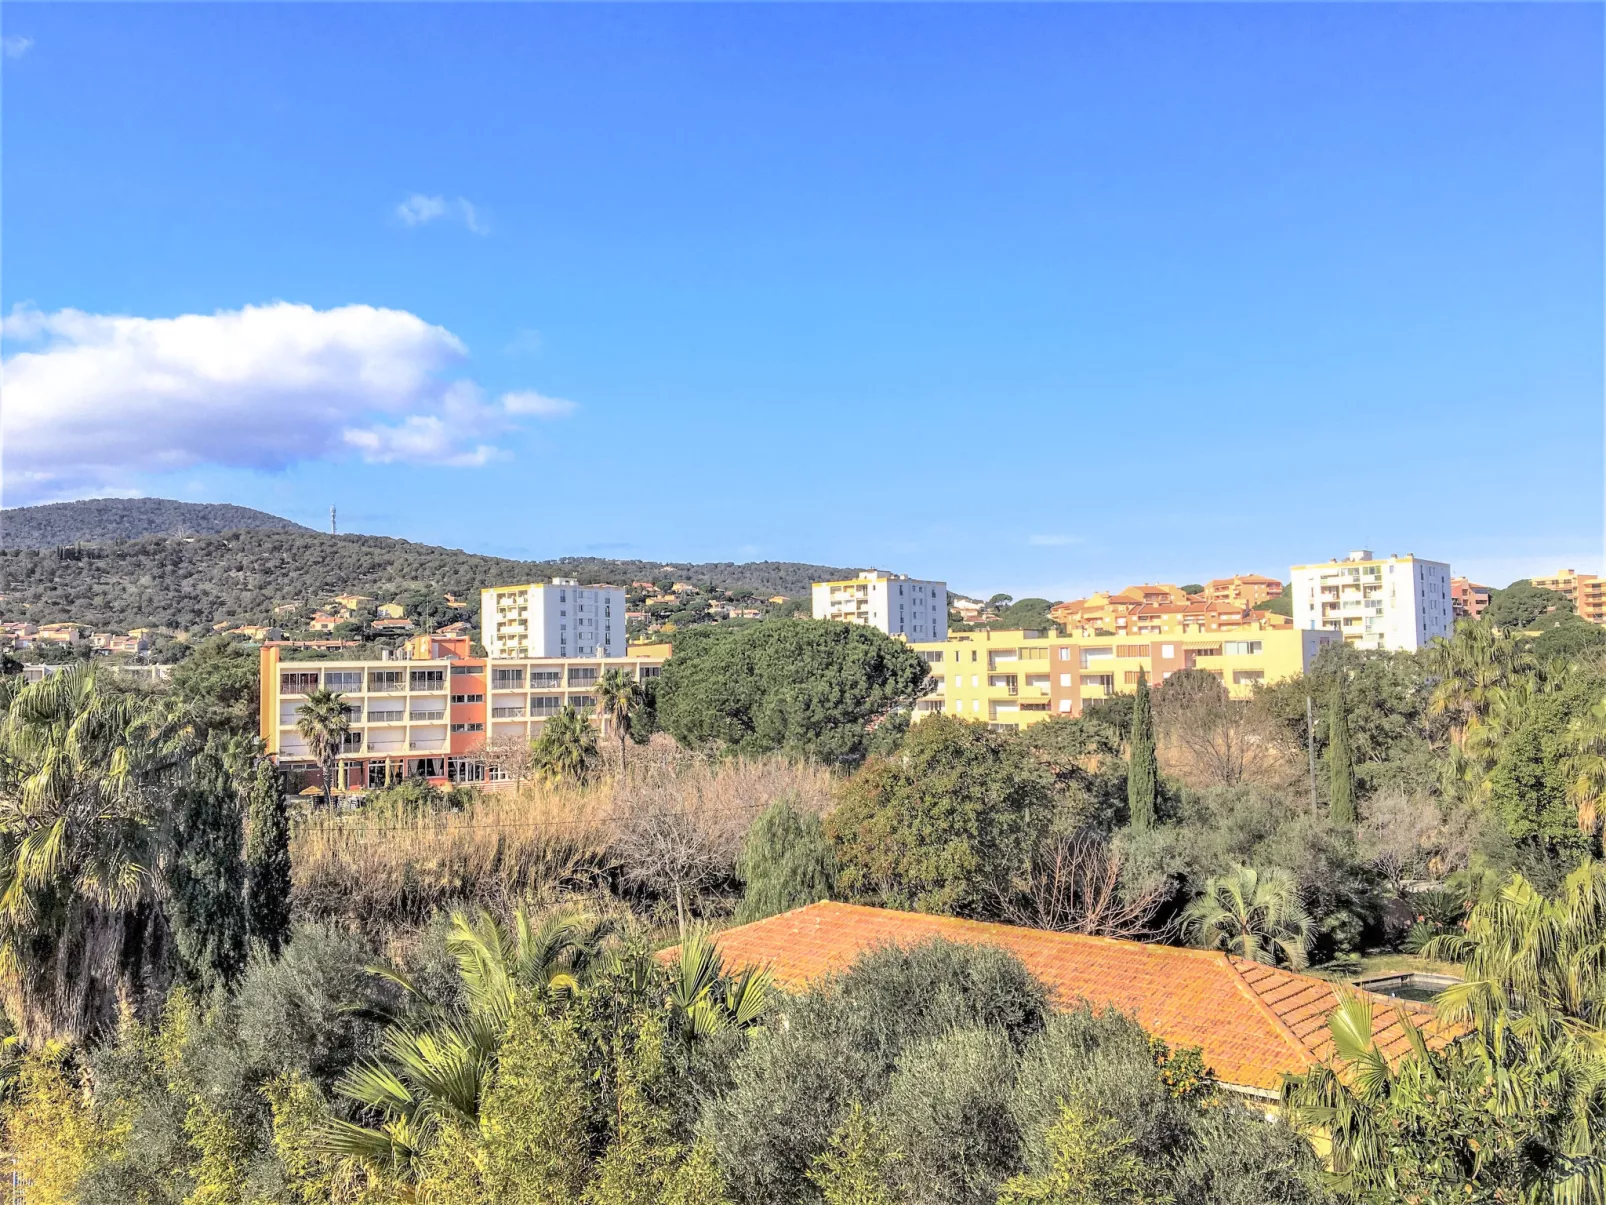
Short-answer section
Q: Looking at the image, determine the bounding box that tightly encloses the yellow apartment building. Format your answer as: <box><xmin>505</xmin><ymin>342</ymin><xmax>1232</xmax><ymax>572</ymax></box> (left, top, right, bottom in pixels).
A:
<box><xmin>1531</xmin><ymin>569</ymin><xmax>1606</xmax><ymax>625</ymax></box>
<box><xmin>910</xmin><ymin>627</ymin><xmax>1338</xmax><ymax>732</ymax></box>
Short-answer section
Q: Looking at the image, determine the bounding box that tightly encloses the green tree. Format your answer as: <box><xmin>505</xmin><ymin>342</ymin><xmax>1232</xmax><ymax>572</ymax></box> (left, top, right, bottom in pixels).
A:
<box><xmin>170</xmin><ymin>635</ymin><xmax>260</xmax><ymax>736</ymax></box>
<box><xmin>1182</xmin><ymin>865</ymin><xmax>1312</xmax><ymax>968</ymax></box>
<box><xmin>828</xmin><ymin>716</ymin><xmax>1051</xmax><ymax>915</ymax></box>
<box><xmin>1483</xmin><ymin>581</ymin><xmax>1572</xmax><ymax>632</ymax></box>
<box><xmin>166</xmin><ymin>733</ymin><xmax>249</xmax><ymax>993</ymax></box>
<box><xmin>0</xmin><ymin>666</ymin><xmax>189</xmax><ymax>1041</ymax></box>
<box><xmin>1282</xmin><ymin>992</ymin><xmax>1601</xmax><ymax>1205</ymax></box>
<box><xmin>657</xmin><ymin>619</ymin><xmax>931</xmax><ymax>763</ymax></box>
<box><xmin>294</xmin><ymin>687</ymin><xmax>349</xmax><ymax>811</ymax></box>
<box><xmin>735</xmin><ymin>796</ymin><xmax>837</xmax><ymax>923</ymax></box>
<box><xmin>1126</xmin><ymin>670</ymin><xmax>1157</xmax><ymax>832</ymax></box>
<box><xmin>1326</xmin><ymin>676</ymin><xmax>1356</xmax><ymax>826</ymax></box>
<box><xmin>595</xmin><ymin>667</ymin><xmax>644</xmax><ymax>769</ymax></box>
<box><xmin>997</xmin><ymin>1101</ymin><xmax>1169</xmax><ymax>1205</ymax></box>
<box><xmin>243</xmin><ymin>753</ymin><xmax>291</xmax><ymax>956</ymax></box>
<box><xmin>530</xmin><ymin>705</ymin><xmax>599</xmax><ymax>785</ymax></box>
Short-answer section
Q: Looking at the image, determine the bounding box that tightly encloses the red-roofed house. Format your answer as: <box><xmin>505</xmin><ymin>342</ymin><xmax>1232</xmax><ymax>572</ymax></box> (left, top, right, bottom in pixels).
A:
<box><xmin>686</xmin><ymin>901</ymin><xmax>1461</xmax><ymax>1098</ymax></box>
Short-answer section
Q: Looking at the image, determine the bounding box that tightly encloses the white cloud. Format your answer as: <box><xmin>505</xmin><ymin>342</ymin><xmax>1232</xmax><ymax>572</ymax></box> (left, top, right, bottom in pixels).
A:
<box><xmin>1</xmin><ymin>302</ymin><xmax>574</xmax><ymax>502</ymax></box>
<box><xmin>1027</xmin><ymin>534</ymin><xmax>1084</xmax><ymax>547</ymax></box>
<box><xmin>396</xmin><ymin>194</ymin><xmax>447</xmax><ymax>226</ymax></box>
<box><xmin>501</xmin><ymin>389</ymin><xmax>577</xmax><ymax>418</ymax></box>
<box><xmin>394</xmin><ymin>194</ymin><xmax>489</xmax><ymax>235</ymax></box>
<box><xmin>2</xmin><ymin>35</ymin><xmax>32</xmax><ymax>59</ymax></box>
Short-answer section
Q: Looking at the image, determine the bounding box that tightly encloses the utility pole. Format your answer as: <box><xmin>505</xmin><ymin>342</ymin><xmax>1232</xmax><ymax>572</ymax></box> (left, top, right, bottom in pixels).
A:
<box><xmin>1306</xmin><ymin>694</ymin><xmax>1319</xmax><ymax>813</ymax></box>
<box><xmin>330</xmin><ymin>505</ymin><xmax>337</xmax><ymax>535</ymax></box>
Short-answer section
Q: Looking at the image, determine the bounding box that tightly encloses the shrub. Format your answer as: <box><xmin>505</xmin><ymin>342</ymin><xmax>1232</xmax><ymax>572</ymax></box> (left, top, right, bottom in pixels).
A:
<box><xmin>704</xmin><ymin>938</ymin><xmax>1048</xmax><ymax>1205</ymax></box>
<box><xmin>878</xmin><ymin>1026</ymin><xmax>1022</xmax><ymax>1204</ymax></box>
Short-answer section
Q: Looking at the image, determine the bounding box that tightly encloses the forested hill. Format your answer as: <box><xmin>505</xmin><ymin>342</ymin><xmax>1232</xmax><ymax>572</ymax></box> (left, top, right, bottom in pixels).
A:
<box><xmin>0</xmin><ymin>527</ymin><xmax>854</xmax><ymax>631</ymax></box>
<box><xmin>0</xmin><ymin>498</ymin><xmax>312</xmax><ymax>549</ymax></box>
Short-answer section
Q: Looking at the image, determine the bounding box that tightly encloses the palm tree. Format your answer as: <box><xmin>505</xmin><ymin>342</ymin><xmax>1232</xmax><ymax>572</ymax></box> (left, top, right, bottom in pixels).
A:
<box><xmin>0</xmin><ymin>666</ymin><xmax>191</xmax><ymax>1040</ymax></box>
<box><xmin>1564</xmin><ymin>698</ymin><xmax>1606</xmax><ymax>837</ymax></box>
<box><xmin>1182</xmin><ymin>864</ymin><xmax>1312</xmax><ymax>968</ymax></box>
<box><xmin>319</xmin><ymin>904</ymin><xmax>616</xmax><ymax>1177</ymax></box>
<box><xmin>530</xmin><ymin>704</ymin><xmax>598</xmax><ymax>785</ymax></box>
<box><xmin>665</xmin><ymin>926</ymin><xmax>772</xmax><ymax>1044</ymax></box>
<box><xmin>1428</xmin><ymin>619</ymin><xmax>1532</xmax><ymax>742</ymax></box>
<box><xmin>295</xmin><ymin>687</ymin><xmax>350</xmax><ymax>809</ymax></box>
<box><xmin>595</xmin><ymin>668</ymin><xmax>644</xmax><ymax>771</ymax></box>
<box><xmin>1286</xmin><ymin>869</ymin><xmax>1606</xmax><ymax>1205</ymax></box>
<box><xmin>1423</xmin><ymin>862</ymin><xmax>1606</xmax><ymax>1056</ymax></box>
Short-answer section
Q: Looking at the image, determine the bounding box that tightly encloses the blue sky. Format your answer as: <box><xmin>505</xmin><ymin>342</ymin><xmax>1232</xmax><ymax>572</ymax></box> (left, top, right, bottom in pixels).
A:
<box><xmin>3</xmin><ymin>3</ymin><xmax>1600</xmax><ymax>599</ymax></box>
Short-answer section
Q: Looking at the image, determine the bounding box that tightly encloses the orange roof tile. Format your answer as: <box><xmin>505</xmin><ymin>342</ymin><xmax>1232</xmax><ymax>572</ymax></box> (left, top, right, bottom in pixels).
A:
<box><xmin>690</xmin><ymin>902</ymin><xmax>1459</xmax><ymax>1094</ymax></box>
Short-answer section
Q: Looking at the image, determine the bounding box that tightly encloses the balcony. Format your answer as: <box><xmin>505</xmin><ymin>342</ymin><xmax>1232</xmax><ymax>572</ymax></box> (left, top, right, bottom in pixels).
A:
<box><xmin>409</xmin><ymin>709</ymin><xmax>446</xmax><ymax>722</ymax></box>
<box><xmin>409</xmin><ymin>738</ymin><xmax>447</xmax><ymax>752</ymax></box>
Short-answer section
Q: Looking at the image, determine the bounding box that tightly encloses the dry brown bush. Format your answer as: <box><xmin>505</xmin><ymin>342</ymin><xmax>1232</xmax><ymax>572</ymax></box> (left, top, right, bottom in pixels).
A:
<box><xmin>1154</xmin><ymin>672</ymin><xmax>1302</xmax><ymax>791</ymax></box>
<box><xmin>291</xmin><ymin>739</ymin><xmax>839</xmax><ymax>930</ymax></box>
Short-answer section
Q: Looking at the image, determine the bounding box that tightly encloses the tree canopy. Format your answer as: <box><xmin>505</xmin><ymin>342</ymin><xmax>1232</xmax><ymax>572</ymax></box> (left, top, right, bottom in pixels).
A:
<box><xmin>656</xmin><ymin>619</ymin><xmax>931</xmax><ymax>762</ymax></box>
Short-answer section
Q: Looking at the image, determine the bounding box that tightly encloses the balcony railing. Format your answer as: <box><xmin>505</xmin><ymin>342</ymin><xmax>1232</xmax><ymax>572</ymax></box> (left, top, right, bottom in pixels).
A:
<box><xmin>409</xmin><ymin>710</ymin><xmax>446</xmax><ymax>722</ymax></box>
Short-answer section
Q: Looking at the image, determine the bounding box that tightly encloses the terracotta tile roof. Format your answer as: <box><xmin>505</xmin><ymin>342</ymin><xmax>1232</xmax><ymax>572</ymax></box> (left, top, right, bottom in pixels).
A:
<box><xmin>691</xmin><ymin>901</ymin><xmax>1460</xmax><ymax>1094</ymax></box>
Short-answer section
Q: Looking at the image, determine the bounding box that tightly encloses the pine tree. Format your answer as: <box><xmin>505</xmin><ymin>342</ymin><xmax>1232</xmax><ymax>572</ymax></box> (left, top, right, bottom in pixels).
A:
<box><xmin>1327</xmin><ymin>675</ymin><xmax>1356</xmax><ymax>827</ymax></box>
<box><xmin>243</xmin><ymin>753</ymin><xmax>292</xmax><ymax>956</ymax></box>
<box><xmin>1126</xmin><ymin>670</ymin><xmax>1158</xmax><ymax>832</ymax></box>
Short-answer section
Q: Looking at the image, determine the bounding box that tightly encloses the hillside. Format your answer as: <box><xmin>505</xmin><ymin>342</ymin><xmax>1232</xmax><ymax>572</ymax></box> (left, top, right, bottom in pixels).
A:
<box><xmin>0</xmin><ymin>498</ymin><xmax>313</xmax><ymax>549</ymax></box>
<box><xmin>0</xmin><ymin>527</ymin><xmax>853</xmax><ymax>631</ymax></box>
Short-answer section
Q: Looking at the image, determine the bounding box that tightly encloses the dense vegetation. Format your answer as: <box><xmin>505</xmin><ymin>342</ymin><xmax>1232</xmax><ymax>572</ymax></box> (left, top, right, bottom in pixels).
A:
<box><xmin>0</xmin><ymin>525</ymin><xmax>854</xmax><ymax>631</ymax></box>
<box><xmin>5</xmin><ymin>582</ymin><xmax>1606</xmax><ymax>1202</ymax></box>
<box><xmin>0</xmin><ymin>497</ymin><xmax>312</xmax><ymax>549</ymax></box>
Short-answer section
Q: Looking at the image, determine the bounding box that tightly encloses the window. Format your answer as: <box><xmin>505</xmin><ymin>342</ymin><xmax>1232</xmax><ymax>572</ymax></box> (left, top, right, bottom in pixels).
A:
<box><xmin>450</xmin><ymin>722</ymin><xmax>486</xmax><ymax>733</ymax></box>
<box><xmin>918</xmin><ymin>650</ymin><xmax>944</xmax><ymax>664</ymax></box>
<box><xmin>451</xmin><ymin>693</ymin><xmax>485</xmax><ymax>704</ymax></box>
<box><xmin>325</xmin><ymin>670</ymin><xmax>362</xmax><ymax>691</ymax></box>
<box><xmin>1058</xmin><ymin>699</ymin><xmax>1073</xmax><ymax>712</ymax></box>
<box><xmin>1079</xmin><ymin>647</ymin><xmax>1113</xmax><ymax>669</ymax></box>
<box><xmin>639</xmin><ymin>665</ymin><xmax>661</xmax><ymax>679</ymax></box>
<box><xmin>1059</xmin><ymin>673</ymin><xmax>1072</xmax><ymax>687</ymax></box>
<box><xmin>491</xmin><ymin>705</ymin><xmax>525</xmax><ymax>718</ymax></box>
<box><xmin>531</xmin><ymin>670</ymin><xmax>561</xmax><ymax>688</ymax></box>
<box><xmin>530</xmin><ymin>695</ymin><xmax>563</xmax><ymax>715</ymax></box>
<box><xmin>368</xmin><ymin>707</ymin><xmax>404</xmax><ymax>723</ymax></box>
<box><xmin>569</xmin><ymin>695</ymin><xmax>595</xmax><ymax>710</ymax></box>
<box><xmin>1058</xmin><ymin>647</ymin><xmax>1071</xmax><ymax>661</ymax></box>
<box><xmin>280</xmin><ymin>672</ymin><xmax>320</xmax><ymax>694</ymax></box>
<box><xmin>451</xmin><ymin>664</ymin><xmax>480</xmax><ymax>676</ymax></box>
<box><xmin>341</xmin><ymin>731</ymin><xmax>363</xmax><ymax>752</ymax></box>
<box><xmin>410</xmin><ymin>669</ymin><xmax>445</xmax><ymax>691</ymax></box>
<box><xmin>568</xmin><ymin>667</ymin><xmax>599</xmax><ymax>686</ymax></box>
<box><xmin>1115</xmin><ymin>644</ymin><xmax>1149</xmax><ymax>659</ymax></box>
<box><xmin>1123</xmin><ymin>670</ymin><xmax>1146</xmax><ymax>685</ymax></box>
<box><xmin>492</xmin><ymin>668</ymin><xmax>524</xmax><ymax>689</ymax></box>
<box><xmin>1233</xmin><ymin>670</ymin><xmax>1265</xmax><ymax>686</ymax></box>
<box><xmin>1223</xmin><ymin>641</ymin><xmax>1263</xmax><ymax>656</ymax></box>
<box><xmin>1160</xmin><ymin>644</ymin><xmax>1175</xmax><ymax>659</ymax></box>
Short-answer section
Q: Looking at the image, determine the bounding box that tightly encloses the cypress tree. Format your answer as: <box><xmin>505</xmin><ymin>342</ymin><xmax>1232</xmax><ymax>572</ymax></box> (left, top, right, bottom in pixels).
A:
<box><xmin>1127</xmin><ymin>669</ymin><xmax>1158</xmax><ymax>831</ymax></box>
<box><xmin>1327</xmin><ymin>676</ymin><xmax>1356</xmax><ymax>827</ymax></box>
<box><xmin>167</xmin><ymin>735</ymin><xmax>249</xmax><ymax>991</ymax></box>
<box><xmin>243</xmin><ymin>753</ymin><xmax>292</xmax><ymax>956</ymax></box>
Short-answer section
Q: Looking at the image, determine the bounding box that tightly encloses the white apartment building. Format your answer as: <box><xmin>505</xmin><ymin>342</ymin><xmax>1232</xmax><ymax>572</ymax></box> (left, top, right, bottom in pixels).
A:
<box><xmin>1291</xmin><ymin>551</ymin><xmax>1453</xmax><ymax>652</ymax></box>
<box><xmin>812</xmin><ymin>571</ymin><xmax>948</xmax><ymax>641</ymax></box>
<box><xmin>480</xmin><ymin>579</ymin><xmax>626</xmax><ymax>659</ymax></box>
